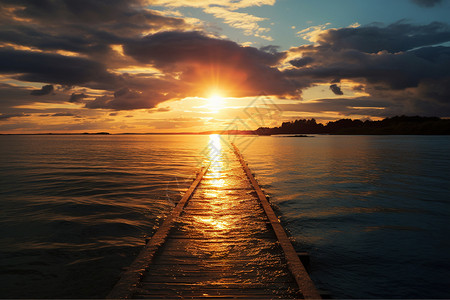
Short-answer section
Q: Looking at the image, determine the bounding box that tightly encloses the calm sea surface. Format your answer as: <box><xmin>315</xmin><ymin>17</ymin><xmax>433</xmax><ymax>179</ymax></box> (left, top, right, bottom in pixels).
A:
<box><xmin>0</xmin><ymin>134</ymin><xmax>449</xmax><ymax>298</ymax></box>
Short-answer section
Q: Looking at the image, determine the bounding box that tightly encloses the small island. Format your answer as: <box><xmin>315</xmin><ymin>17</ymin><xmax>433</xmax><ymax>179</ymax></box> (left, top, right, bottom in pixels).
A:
<box><xmin>255</xmin><ymin>116</ymin><xmax>450</xmax><ymax>135</ymax></box>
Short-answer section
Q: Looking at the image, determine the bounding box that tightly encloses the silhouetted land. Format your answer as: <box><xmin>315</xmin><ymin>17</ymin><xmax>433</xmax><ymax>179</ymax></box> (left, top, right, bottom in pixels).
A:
<box><xmin>255</xmin><ymin>116</ymin><xmax>450</xmax><ymax>135</ymax></box>
<box><xmin>2</xmin><ymin>116</ymin><xmax>449</xmax><ymax>136</ymax></box>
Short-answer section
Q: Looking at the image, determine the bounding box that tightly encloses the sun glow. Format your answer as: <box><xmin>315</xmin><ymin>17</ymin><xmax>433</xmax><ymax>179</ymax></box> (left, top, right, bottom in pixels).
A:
<box><xmin>207</xmin><ymin>93</ymin><xmax>224</xmax><ymax>112</ymax></box>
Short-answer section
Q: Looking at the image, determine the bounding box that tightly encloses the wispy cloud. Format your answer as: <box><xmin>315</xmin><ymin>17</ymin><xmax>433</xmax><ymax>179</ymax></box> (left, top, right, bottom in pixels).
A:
<box><xmin>151</xmin><ymin>0</ymin><xmax>275</xmax><ymax>40</ymax></box>
<box><xmin>203</xmin><ymin>6</ymin><xmax>272</xmax><ymax>40</ymax></box>
<box><xmin>297</xmin><ymin>23</ymin><xmax>332</xmax><ymax>42</ymax></box>
<box><xmin>150</xmin><ymin>0</ymin><xmax>276</xmax><ymax>9</ymax></box>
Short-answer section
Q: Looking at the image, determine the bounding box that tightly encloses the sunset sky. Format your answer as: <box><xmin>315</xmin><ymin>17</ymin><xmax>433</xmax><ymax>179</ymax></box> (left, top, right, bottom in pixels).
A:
<box><xmin>1</xmin><ymin>0</ymin><xmax>449</xmax><ymax>133</ymax></box>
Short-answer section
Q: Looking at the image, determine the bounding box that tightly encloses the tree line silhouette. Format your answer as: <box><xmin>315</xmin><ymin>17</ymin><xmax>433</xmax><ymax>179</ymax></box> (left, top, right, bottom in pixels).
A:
<box><xmin>255</xmin><ymin>116</ymin><xmax>450</xmax><ymax>135</ymax></box>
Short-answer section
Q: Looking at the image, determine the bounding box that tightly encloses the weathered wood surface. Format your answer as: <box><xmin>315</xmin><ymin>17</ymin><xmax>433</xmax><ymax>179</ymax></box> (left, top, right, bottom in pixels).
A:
<box><xmin>108</xmin><ymin>140</ymin><xmax>320</xmax><ymax>299</ymax></box>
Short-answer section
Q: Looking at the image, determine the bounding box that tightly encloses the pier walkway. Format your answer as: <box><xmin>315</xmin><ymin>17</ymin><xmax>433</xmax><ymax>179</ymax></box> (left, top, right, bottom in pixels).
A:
<box><xmin>108</xmin><ymin>138</ymin><xmax>320</xmax><ymax>299</ymax></box>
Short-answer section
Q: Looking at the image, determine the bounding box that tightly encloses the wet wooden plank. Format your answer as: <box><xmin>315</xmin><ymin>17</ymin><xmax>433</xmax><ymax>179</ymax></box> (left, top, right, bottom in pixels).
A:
<box><xmin>140</xmin><ymin>276</ymin><xmax>297</xmax><ymax>284</ymax></box>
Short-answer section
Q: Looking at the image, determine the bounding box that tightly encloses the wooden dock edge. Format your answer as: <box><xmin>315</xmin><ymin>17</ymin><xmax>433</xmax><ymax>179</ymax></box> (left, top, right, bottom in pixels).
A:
<box><xmin>232</xmin><ymin>143</ymin><xmax>322</xmax><ymax>299</ymax></box>
<box><xmin>106</xmin><ymin>165</ymin><xmax>210</xmax><ymax>299</ymax></box>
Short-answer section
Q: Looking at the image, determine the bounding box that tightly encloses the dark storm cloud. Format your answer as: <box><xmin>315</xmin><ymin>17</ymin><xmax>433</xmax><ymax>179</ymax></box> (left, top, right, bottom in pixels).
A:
<box><xmin>125</xmin><ymin>31</ymin><xmax>283</xmax><ymax>66</ymax></box>
<box><xmin>0</xmin><ymin>48</ymin><xmax>119</xmax><ymax>87</ymax></box>
<box><xmin>0</xmin><ymin>25</ymin><xmax>110</xmax><ymax>56</ymax></box>
<box><xmin>276</xmin><ymin>93</ymin><xmax>450</xmax><ymax>118</ymax></box>
<box><xmin>30</xmin><ymin>84</ymin><xmax>54</xmax><ymax>96</ymax></box>
<box><xmin>285</xmin><ymin>22</ymin><xmax>450</xmax><ymax>116</ymax></box>
<box><xmin>289</xmin><ymin>57</ymin><xmax>314</xmax><ymax>67</ymax></box>
<box><xmin>86</xmin><ymin>73</ymin><xmax>193</xmax><ymax>110</ymax></box>
<box><xmin>329</xmin><ymin>84</ymin><xmax>343</xmax><ymax>95</ymax></box>
<box><xmin>0</xmin><ymin>82</ymin><xmax>69</xmax><ymax>113</ymax></box>
<box><xmin>315</xmin><ymin>21</ymin><xmax>450</xmax><ymax>53</ymax></box>
<box><xmin>260</xmin><ymin>45</ymin><xmax>280</xmax><ymax>54</ymax></box>
<box><xmin>124</xmin><ymin>31</ymin><xmax>298</xmax><ymax>97</ymax></box>
<box><xmin>0</xmin><ymin>113</ymin><xmax>30</xmax><ymax>121</ymax></box>
<box><xmin>0</xmin><ymin>0</ymin><xmax>186</xmax><ymax>36</ymax></box>
<box><xmin>411</xmin><ymin>0</ymin><xmax>443</xmax><ymax>7</ymax></box>
<box><xmin>85</xmin><ymin>87</ymin><xmax>172</xmax><ymax>110</ymax></box>
<box><xmin>69</xmin><ymin>93</ymin><xmax>88</xmax><ymax>103</ymax></box>
<box><xmin>0</xmin><ymin>0</ymin><xmax>189</xmax><ymax>62</ymax></box>
<box><xmin>1</xmin><ymin>0</ymin><xmax>184</xmax><ymax>27</ymax></box>
<box><xmin>288</xmin><ymin>44</ymin><xmax>450</xmax><ymax>96</ymax></box>
<box><xmin>50</xmin><ymin>112</ymin><xmax>75</xmax><ymax>117</ymax></box>
<box><xmin>287</xmin><ymin>46</ymin><xmax>450</xmax><ymax>90</ymax></box>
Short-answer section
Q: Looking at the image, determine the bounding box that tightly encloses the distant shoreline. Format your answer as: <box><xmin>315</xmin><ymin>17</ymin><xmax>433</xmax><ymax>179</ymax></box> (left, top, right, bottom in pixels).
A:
<box><xmin>1</xmin><ymin>116</ymin><xmax>449</xmax><ymax>136</ymax></box>
<box><xmin>2</xmin><ymin>132</ymin><xmax>450</xmax><ymax>136</ymax></box>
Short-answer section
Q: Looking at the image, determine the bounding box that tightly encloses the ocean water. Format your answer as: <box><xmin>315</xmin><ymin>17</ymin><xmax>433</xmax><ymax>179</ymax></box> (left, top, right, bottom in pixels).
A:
<box><xmin>0</xmin><ymin>134</ymin><xmax>449</xmax><ymax>298</ymax></box>
<box><xmin>239</xmin><ymin>135</ymin><xmax>450</xmax><ymax>298</ymax></box>
<box><xmin>0</xmin><ymin>135</ymin><xmax>209</xmax><ymax>298</ymax></box>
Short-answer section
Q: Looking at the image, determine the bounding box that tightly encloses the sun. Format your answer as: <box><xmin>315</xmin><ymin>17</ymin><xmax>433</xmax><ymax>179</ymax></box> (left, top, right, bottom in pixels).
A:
<box><xmin>207</xmin><ymin>92</ymin><xmax>224</xmax><ymax>112</ymax></box>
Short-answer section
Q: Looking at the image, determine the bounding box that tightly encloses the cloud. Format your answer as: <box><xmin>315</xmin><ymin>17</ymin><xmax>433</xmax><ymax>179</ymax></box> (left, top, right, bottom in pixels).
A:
<box><xmin>260</xmin><ymin>45</ymin><xmax>280</xmax><ymax>53</ymax></box>
<box><xmin>0</xmin><ymin>82</ymin><xmax>69</xmax><ymax>113</ymax></box>
<box><xmin>297</xmin><ymin>23</ymin><xmax>331</xmax><ymax>42</ymax></box>
<box><xmin>314</xmin><ymin>21</ymin><xmax>450</xmax><ymax>53</ymax></box>
<box><xmin>123</xmin><ymin>31</ymin><xmax>297</xmax><ymax>98</ymax></box>
<box><xmin>50</xmin><ymin>112</ymin><xmax>75</xmax><ymax>117</ymax></box>
<box><xmin>0</xmin><ymin>0</ymin><xmax>191</xmax><ymax>63</ymax></box>
<box><xmin>289</xmin><ymin>56</ymin><xmax>314</xmax><ymax>67</ymax></box>
<box><xmin>329</xmin><ymin>84</ymin><xmax>343</xmax><ymax>95</ymax></box>
<box><xmin>202</xmin><ymin>6</ymin><xmax>272</xmax><ymax>40</ymax></box>
<box><xmin>0</xmin><ymin>113</ymin><xmax>30</xmax><ymax>121</ymax></box>
<box><xmin>30</xmin><ymin>84</ymin><xmax>54</xmax><ymax>96</ymax></box>
<box><xmin>411</xmin><ymin>0</ymin><xmax>442</xmax><ymax>7</ymax></box>
<box><xmin>124</xmin><ymin>31</ymin><xmax>282</xmax><ymax>65</ymax></box>
<box><xmin>69</xmin><ymin>93</ymin><xmax>88</xmax><ymax>103</ymax></box>
<box><xmin>0</xmin><ymin>48</ymin><xmax>119</xmax><ymax>87</ymax></box>
<box><xmin>152</xmin><ymin>0</ymin><xmax>275</xmax><ymax>40</ymax></box>
<box><xmin>277</xmin><ymin>92</ymin><xmax>450</xmax><ymax>118</ymax></box>
<box><xmin>155</xmin><ymin>107</ymin><xmax>170</xmax><ymax>112</ymax></box>
<box><xmin>151</xmin><ymin>0</ymin><xmax>276</xmax><ymax>9</ymax></box>
<box><xmin>287</xmin><ymin>42</ymin><xmax>450</xmax><ymax>91</ymax></box>
<box><xmin>285</xmin><ymin>22</ymin><xmax>450</xmax><ymax>116</ymax></box>
<box><xmin>85</xmin><ymin>87</ymin><xmax>171</xmax><ymax>110</ymax></box>
<box><xmin>1</xmin><ymin>0</ymin><xmax>187</xmax><ymax>31</ymax></box>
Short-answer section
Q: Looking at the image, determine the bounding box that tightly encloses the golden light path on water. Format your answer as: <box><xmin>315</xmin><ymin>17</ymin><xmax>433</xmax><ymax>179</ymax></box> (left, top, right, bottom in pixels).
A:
<box><xmin>160</xmin><ymin>133</ymin><xmax>295</xmax><ymax>296</ymax></box>
<box><xmin>192</xmin><ymin>134</ymin><xmax>231</xmax><ymax>241</ymax></box>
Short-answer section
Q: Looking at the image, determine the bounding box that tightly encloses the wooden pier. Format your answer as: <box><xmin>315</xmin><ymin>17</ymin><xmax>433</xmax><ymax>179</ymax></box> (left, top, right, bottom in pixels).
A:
<box><xmin>108</xmin><ymin>140</ymin><xmax>320</xmax><ymax>299</ymax></box>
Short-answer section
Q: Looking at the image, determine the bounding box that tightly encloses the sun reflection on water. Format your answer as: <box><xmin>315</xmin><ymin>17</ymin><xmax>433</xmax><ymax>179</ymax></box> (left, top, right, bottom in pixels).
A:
<box><xmin>206</xmin><ymin>134</ymin><xmax>226</xmax><ymax>188</ymax></box>
<box><xmin>194</xmin><ymin>216</ymin><xmax>229</xmax><ymax>231</ymax></box>
<box><xmin>175</xmin><ymin>134</ymin><xmax>292</xmax><ymax>291</ymax></box>
<box><xmin>207</xmin><ymin>134</ymin><xmax>222</xmax><ymax>163</ymax></box>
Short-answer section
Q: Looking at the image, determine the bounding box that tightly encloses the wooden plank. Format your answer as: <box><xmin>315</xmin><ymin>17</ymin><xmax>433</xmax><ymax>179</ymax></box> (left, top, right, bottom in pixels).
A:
<box><xmin>231</xmin><ymin>143</ymin><xmax>321</xmax><ymax>300</ymax></box>
<box><xmin>106</xmin><ymin>165</ymin><xmax>210</xmax><ymax>299</ymax></box>
<box><xmin>134</xmin><ymin>293</ymin><xmax>294</xmax><ymax>299</ymax></box>
<box><xmin>139</xmin><ymin>283</ymin><xmax>296</xmax><ymax>289</ymax></box>
<box><xmin>133</xmin><ymin>288</ymin><xmax>300</xmax><ymax>297</ymax></box>
<box><xmin>140</xmin><ymin>276</ymin><xmax>296</xmax><ymax>284</ymax></box>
